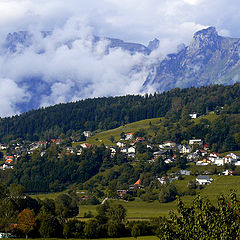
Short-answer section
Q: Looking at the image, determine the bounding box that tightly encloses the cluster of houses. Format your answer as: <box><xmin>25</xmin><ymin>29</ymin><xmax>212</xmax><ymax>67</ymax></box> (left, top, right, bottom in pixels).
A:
<box><xmin>1</xmin><ymin>131</ymin><xmax>240</xmax><ymax>186</ymax></box>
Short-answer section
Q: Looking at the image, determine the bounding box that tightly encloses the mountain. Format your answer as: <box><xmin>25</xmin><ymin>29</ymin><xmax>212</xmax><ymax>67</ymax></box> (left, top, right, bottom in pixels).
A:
<box><xmin>2</xmin><ymin>27</ymin><xmax>240</xmax><ymax>116</ymax></box>
<box><xmin>143</xmin><ymin>27</ymin><xmax>240</xmax><ymax>91</ymax></box>
<box><xmin>4</xmin><ymin>31</ymin><xmax>152</xmax><ymax>55</ymax></box>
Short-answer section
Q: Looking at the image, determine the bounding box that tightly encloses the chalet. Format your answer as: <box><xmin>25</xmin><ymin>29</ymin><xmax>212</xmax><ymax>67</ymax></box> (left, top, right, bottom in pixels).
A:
<box><xmin>181</xmin><ymin>145</ymin><xmax>192</xmax><ymax>154</ymax></box>
<box><xmin>116</xmin><ymin>142</ymin><xmax>126</xmax><ymax>148</ymax></box>
<box><xmin>199</xmin><ymin>150</ymin><xmax>208</xmax><ymax>157</ymax></box>
<box><xmin>128</xmin><ymin>153</ymin><xmax>136</xmax><ymax>158</ymax></box>
<box><xmin>128</xmin><ymin>147</ymin><xmax>136</xmax><ymax>154</ymax></box>
<box><xmin>214</xmin><ymin>157</ymin><xmax>227</xmax><ymax>166</ymax></box>
<box><xmin>179</xmin><ymin>170</ymin><xmax>191</xmax><ymax>175</ymax></box>
<box><xmin>196</xmin><ymin>175</ymin><xmax>213</xmax><ymax>185</ymax></box>
<box><xmin>129</xmin><ymin>179</ymin><xmax>144</xmax><ymax>190</ymax></box>
<box><xmin>125</xmin><ymin>133</ymin><xmax>134</xmax><ymax>140</ymax></box>
<box><xmin>187</xmin><ymin>152</ymin><xmax>199</xmax><ymax>161</ymax></box>
<box><xmin>203</xmin><ymin>143</ymin><xmax>209</xmax><ymax>150</ymax></box>
<box><xmin>83</xmin><ymin>131</ymin><xmax>92</xmax><ymax>137</ymax></box>
<box><xmin>80</xmin><ymin>143</ymin><xmax>92</xmax><ymax>148</ymax></box>
<box><xmin>209</xmin><ymin>152</ymin><xmax>221</xmax><ymax>162</ymax></box>
<box><xmin>0</xmin><ymin>144</ymin><xmax>7</xmax><ymax>150</ymax></box>
<box><xmin>223</xmin><ymin>155</ymin><xmax>234</xmax><ymax>164</ymax></box>
<box><xmin>189</xmin><ymin>139</ymin><xmax>203</xmax><ymax>146</ymax></box>
<box><xmin>0</xmin><ymin>163</ymin><xmax>14</xmax><ymax>170</ymax></box>
<box><xmin>136</xmin><ymin>137</ymin><xmax>145</xmax><ymax>142</ymax></box>
<box><xmin>160</xmin><ymin>141</ymin><xmax>176</xmax><ymax>148</ymax></box>
<box><xmin>117</xmin><ymin>190</ymin><xmax>128</xmax><ymax>198</ymax></box>
<box><xmin>189</xmin><ymin>113</ymin><xmax>199</xmax><ymax>119</ymax></box>
<box><xmin>225</xmin><ymin>153</ymin><xmax>239</xmax><ymax>160</ymax></box>
<box><xmin>222</xmin><ymin>169</ymin><xmax>233</xmax><ymax>176</ymax></box>
<box><xmin>120</xmin><ymin>147</ymin><xmax>128</xmax><ymax>153</ymax></box>
<box><xmin>66</xmin><ymin>147</ymin><xmax>75</xmax><ymax>153</ymax></box>
<box><xmin>157</xmin><ymin>176</ymin><xmax>173</xmax><ymax>184</ymax></box>
<box><xmin>153</xmin><ymin>150</ymin><xmax>167</xmax><ymax>158</ymax></box>
<box><xmin>5</xmin><ymin>156</ymin><xmax>14</xmax><ymax>164</ymax></box>
<box><xmin>164</xmin><ymin>159</ymin><xmax>173</xmax><ymax>164</ymax></box>
<box><xmin>76</xmin><ymin>149</ymin><xmax>82</xmax><ymax>156</ymax></box>
<box><xmin>147</xmin><ymin>144</ymin><xmax>153</xmax><ymax>149</ymax></box>
<box><xmin>196</xmin><ymin>159</ymin><xmax>211</xmax><ymax>165</ymax></box>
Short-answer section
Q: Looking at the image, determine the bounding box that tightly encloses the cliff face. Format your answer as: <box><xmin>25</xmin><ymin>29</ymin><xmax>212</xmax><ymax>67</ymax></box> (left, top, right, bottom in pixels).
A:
<box><xmin>143</xmin><ymin>27</ymin><xmax>240</xmax><ymax>91</ymax></box>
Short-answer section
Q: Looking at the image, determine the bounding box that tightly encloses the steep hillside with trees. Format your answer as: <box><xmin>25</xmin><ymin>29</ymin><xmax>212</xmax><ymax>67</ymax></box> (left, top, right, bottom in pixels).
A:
<box><xmin>0</xmin><ymin>83</ymin><xmax>239</xmax><ymax>142</ymax></box>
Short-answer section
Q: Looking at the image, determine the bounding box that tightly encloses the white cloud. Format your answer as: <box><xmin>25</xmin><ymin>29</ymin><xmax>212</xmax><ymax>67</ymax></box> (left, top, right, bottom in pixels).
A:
<box><xmin>0</xmin><ymin>0</ymin><xmax>240</xmax><ymax>116</ymax></box>
<box><xmin>0</xmin><ymin>78</ymin><xmax>29</xmax><ymax>117</ymax></box>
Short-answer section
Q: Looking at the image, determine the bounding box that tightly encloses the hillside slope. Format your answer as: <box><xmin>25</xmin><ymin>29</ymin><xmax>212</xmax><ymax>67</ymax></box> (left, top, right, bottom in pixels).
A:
<box><xmin>0</xmin><ymin>83</ymin><xmax>239</xmax><ymax>141</ymax></box>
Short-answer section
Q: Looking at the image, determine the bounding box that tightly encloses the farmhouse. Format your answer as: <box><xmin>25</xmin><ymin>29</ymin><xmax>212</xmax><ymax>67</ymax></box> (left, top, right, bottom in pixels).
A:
<box><xmin>196</xmin><ymin>175</ymin><xmax>213</xmax><ymax>185</ymax></box>
<box><xmin>83</xmin><ymin>131</ymin><xmax>92</xmax><ymax>137</ymax></box>
<box><xmin>0</xmin><ymin>163</ymin><xmax>14</xmax><ymax>170</ymax></box>
<box><xmin>125</xmin><ymin>133</ymin><xmax>134</xmax><ymax>140</ymax></box>
<box><xmin>189</xmin><ymin>139</ymin><xmax>203</xmax><ymax>146</ymax></box>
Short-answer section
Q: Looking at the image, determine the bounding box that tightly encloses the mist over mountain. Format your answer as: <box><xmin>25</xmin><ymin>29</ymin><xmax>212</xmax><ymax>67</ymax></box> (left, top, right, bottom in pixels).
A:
<box><xmin>0</xmin><ymin>26</ymin><xmax>240</xmax><ymax>117</ymax></box>
<box><xmin>143</xmin><ymin>27</ymin><xmax>240</xmax><ymax>91</ymax></box>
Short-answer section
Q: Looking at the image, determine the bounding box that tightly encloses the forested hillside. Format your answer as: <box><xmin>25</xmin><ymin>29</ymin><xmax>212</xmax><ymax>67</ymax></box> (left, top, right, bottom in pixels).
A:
<box><xmin>0</xmin><ymin>83</ymin><xmax>239</xmax><ymax>142</ymax></box>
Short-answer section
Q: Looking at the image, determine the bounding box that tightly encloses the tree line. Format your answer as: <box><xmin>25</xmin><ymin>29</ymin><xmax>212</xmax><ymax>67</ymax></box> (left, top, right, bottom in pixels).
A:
<box><xmin>0</xmin><ymin>83</ymin><xmax>239</xmax><ymax>141</ymax></box>
<box><xmin>2</xmin><ymin>182</ymin><xmax>240</xmax><ymax>239</ymax></box>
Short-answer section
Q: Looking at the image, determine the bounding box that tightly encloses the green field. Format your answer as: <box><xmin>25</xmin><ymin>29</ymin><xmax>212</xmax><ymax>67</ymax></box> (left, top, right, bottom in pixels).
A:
<box><xmin>72</xmin><ymin>113</ymin><xmax>220</xmax><ymax>147</ymax></box>
<box><xmin>33</xmin><ymin>176</ymin><xmax>240</xmax><ymax>219</ymax></box>
<box><xmin>73</xmin><ymin>118</ymin><xmax>162</xmax><ymax>147</ymax></box>
<box><xmin>80</xmin><ymin>176</ymin><xmax>240</xmax><ymax>219</ymax></box>
<box><xmin>13</xmin><ymin>237</ymin><xmax>158</xmax><ymax>240</ymax></box>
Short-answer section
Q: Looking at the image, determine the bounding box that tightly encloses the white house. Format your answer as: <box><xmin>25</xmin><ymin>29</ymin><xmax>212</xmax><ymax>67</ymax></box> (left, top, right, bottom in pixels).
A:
<box><xmin>223</xmin><ymin>156</ymin><xmax>234</xmax><ymax>164</ymax></box>
<box><xmin>80</xmin><ymin>143</ymin><xmax>92</xmax><ymax>148</ymax></box>
<box><xmin>181</xmin><ymin>145</ymin><xmax>192</xmax><ymax>154</ymax></box>
<box><xmin>189</xmin><ymin>139</ymin><xmax>203</xmax><ymax>146</ymax></box>
<box><xmin>222</xmin><ymin>169</ymin><xmax>232</xmax><ymax>176</ymax></box>
<box><xmin>83</xmin><ymin>131</ymin><xmax>92</xmax><ymax>137</ymax></box>
<box><xmin>189</xmin><ymin>113</ymin><xmax>199</xmax><ymax>119</ymax></box>
<box><xmin>125</xmin><ymin>133</ymin><xmax>134</xmax><ymax>140</ymax></box>
<box><xmin>159</xmin><ymin>141</ymin><xmax>176</xmax><ymax>149</ymax></box>
<box><xmin>179</xmin><ymin>170</ymin><xmax>191</xmax><ymax>175</ymax></box>
<box><xmin>209</xmin><ymin>152</ymin><xmax>221</xmax><ymax>162</ymax></box>
<box><xmin>164</xmin><ymin>159</ymin><xmax>173</xmax><ymax>164</ymax></box>
<box><xmin>157</xmin><ymin>176</ymin><xmax>173</xmax><ymax>184</ymax></box>
<box><xmin>0</xmin><ymin>163</ymin><xmax>14</xmax><ymax>170</ymax></box>
<box><xmin>214</xmin><ymin>158</ymin><xmax>225</xmax><ymax>166</ymax></box>
<box><xmin>116</xmin><ymin>142</ymin><xmax>126</xmax><ymax>148</ymax></box>
<box><xmin>226</xmin><ymin>153</ymin><xmax>239</xmax><ymax>160</ymax></box>
<box><xmin>128</xmin><ymin>147</ymin><xmax>136</xmax><ymax>154</ymax></box>
<box><xmin>120</xmin><ymin>147</ymin><xmax>128</xmax><ymax>153</ymax></box>
<box><xmin>196</xmin><ymin>175</ymin><xmax>213</xmax><ymax>185</ymax></box>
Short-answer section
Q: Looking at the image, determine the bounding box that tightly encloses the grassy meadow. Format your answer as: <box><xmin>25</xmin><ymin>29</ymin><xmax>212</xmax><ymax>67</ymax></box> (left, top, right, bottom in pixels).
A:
<box><xmin>33</xmin><ymin>176</ymin><xmax>240</xmax><ymax>220</ymax></box>
<box><xmin>73</xmin><ymin>118</ymin><xmax>162</xmax><ymax>147</ymax></box>
<box><xmin>13</xmin><ymin>237</ymin><xmax>158</xmax><ymax>240</ymax></box>
<box><xmin>72</xmin><ymin>113</ymin><xmax>219</xmax><ymax>147</ymax></box>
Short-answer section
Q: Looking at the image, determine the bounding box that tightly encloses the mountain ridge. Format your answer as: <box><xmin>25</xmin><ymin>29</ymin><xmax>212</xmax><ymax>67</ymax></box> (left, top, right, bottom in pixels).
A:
<box><xmin>143</xmin><ymin>27</ymin><xmax>240</xmax><ymax>91</ymax></box>
<box><xmin>1</xmin><ymin>27</ymin><xmax>240</xmax><ymax>115</ymax></box>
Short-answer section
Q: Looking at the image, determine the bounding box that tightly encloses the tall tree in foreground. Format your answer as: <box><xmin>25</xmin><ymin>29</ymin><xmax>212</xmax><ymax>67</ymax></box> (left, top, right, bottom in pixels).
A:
<box><xmin>17</xmin><ymin>209</ymin><xmax>36</xmax><ymax>239</ymax></box>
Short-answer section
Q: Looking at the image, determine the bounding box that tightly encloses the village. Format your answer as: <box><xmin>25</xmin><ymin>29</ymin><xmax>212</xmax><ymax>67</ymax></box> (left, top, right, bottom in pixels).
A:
<box><xmin>0</xmin><ymin>127</ymin><xmax>239</xmax><ymax>195</ymax></box>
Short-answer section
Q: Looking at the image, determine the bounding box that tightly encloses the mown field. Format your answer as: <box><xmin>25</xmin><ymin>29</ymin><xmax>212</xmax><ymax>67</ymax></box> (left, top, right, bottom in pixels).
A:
<box><xmin>12</xmin><ymin>237</ymin><xmax>158</xmax><ymax>240</ymax></box>
<box><xmin>72</xmin><ymin>113</ymin><xmax>219</xmax><ymax>147</ymax></box>
<box><xmin>33</xmin><ymin>176</ymin><xmax>240</xmax><ymax>219</ymax></box>
<box><xmin>73</xmin><ymin>118</ymin><xmax>162</xmax><ymax>147</ymax></box>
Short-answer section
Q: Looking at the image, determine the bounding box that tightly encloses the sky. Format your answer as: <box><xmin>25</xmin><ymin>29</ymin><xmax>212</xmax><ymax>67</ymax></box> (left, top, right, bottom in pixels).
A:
<box><xmin>0</xmin><ymin>0</ymin><xmax>240</xmax><ymax>117</ymax></box>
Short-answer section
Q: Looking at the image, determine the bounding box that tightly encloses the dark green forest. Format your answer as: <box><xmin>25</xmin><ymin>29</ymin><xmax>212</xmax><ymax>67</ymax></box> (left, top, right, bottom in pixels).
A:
<box><xmin>0</xmin><ymin>83</ymin><xmax>239</xmax><ymax>141</ymax></box>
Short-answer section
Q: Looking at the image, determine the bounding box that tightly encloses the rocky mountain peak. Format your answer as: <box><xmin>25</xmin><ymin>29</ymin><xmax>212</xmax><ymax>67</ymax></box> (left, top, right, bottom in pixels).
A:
<box><xmin>189</xmin><ymin>26</ymin><xmax>221</xmax><ymax>52</ymax></box>
<box><xmin>147</xmin><ymin>38</ymin><xmax>160</xmax><ymax>51</ymax></box>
